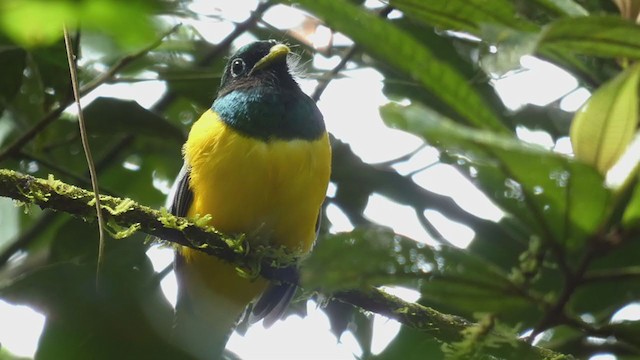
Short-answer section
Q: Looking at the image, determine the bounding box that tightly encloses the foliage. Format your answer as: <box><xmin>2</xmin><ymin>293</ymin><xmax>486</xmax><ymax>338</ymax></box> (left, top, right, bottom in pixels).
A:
<box><xmin>1</xmin><ymin>0</ymin><xmax>640</xmax><ymax>359</ymax></box>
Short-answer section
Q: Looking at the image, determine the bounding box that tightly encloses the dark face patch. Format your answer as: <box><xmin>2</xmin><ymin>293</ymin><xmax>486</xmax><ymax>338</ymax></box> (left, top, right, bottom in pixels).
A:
<box><xmin>218</xmin><ymin>40</ymin><xmax>295</xmax><ymax>97</ymax></box>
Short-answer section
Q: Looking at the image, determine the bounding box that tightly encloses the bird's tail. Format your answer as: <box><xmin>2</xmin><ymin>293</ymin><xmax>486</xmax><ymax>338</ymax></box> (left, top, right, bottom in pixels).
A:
<box><xmin>172</xmin><ymin>294</ymin><xmax>237</xmax><ymax>359</ymax></box>
<box><xmin>172</xmin><ymin>249</ymin><xmax>267</xmax><ymax>359</ymax></box>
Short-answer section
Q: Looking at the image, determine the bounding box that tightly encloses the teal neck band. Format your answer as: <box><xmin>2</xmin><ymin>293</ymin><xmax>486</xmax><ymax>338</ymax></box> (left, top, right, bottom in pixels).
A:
<box><xmin>212</xmin><ymin>87</ymin><xmax>325</xmax><ymax>141</ymax></box>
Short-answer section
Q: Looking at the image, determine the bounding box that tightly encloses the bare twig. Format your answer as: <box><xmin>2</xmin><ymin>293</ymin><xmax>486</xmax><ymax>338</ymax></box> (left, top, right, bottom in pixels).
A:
<box><xmin>63</xmin><ymin>27</ymin><xmax>107</xmax><ymax>288</ymax></box>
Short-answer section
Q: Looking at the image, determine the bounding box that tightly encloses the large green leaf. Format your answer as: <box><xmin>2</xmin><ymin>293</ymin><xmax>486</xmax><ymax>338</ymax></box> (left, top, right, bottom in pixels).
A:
<box><xmin>303</xmin><ymin>226</ymin><xmax>513</xmax><ymax>291</ymax></box>
<box><xmin>382</xmin><ymin>103</ymin><xmax>611</xmax><ymax>252</ymax></box>
<box><xmin>570</xmin><ymin>63</ymin><xmax>640</xmax><ymax>174</ymax></box>
<box><xmin>302</xmin><ymin>227</ymin><xmax>435</xmax><ymax>292</ymax></box>
<box><xmin>30</xmin><ymin>40</ymin><xmax>71</xmax><ymax>107</ymax></box>
<box><xmin>0</xmin><ymin>0</ymin><xmax>159</xmax><ymax>48</ymax></box>
<box><xmin>303</xmin><ymin>226</ymin><xmax>535</xmax><ymax>325</ymax></box>
<box><xmin>623</xmin><ymin>179</ymin><xmax>640</xmax><ymax>227</ymax></box>
<box><xmin>99</xmin><ymin>136</ymin><xmax>183</xmax><ymax>207</ymax></box>
<box><xmin>390</xmin><ymin>0</ymin><xmax>537</xmax><ymax>35</ymax></box>
<box><xmin>283</xmin><ymin>0</ymin><xmax>508</xmax><ymax>132</ymax></box>
<box><xmin>0</xmin><ymin>46</ymin><xmax>26</xmax><ymax>109</ymax></box>
<box><xmin>540</xmin><ymin>16</ymin><xmax>640</xmax><ymax>59</ymax></box>
<box><xmin>418</xmin><ymin>248</ymin><xmax>542</xmax><ymax>326</ymax></box>
<box><xmin>525</xmin><ymin>0</ymin><xmax>589</xmax><ymax>17</ymax></box>
<box><xmin>379</xmin><ymin>17</ymin><xmax>507</xmax><ymax>128</ymax></box>
<box><xmin>159</xmin><ymin>68</ymin><xmax>220</xmax><ymax>109</ymax></box>
<box><xmin>84</xmin><ymin>97</ymin><xmax>185</xmax><ymax>142</ymax></box>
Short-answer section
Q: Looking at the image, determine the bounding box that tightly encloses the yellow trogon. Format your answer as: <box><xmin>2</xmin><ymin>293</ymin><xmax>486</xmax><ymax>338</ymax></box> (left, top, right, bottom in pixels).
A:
<box><xmin>168</xmin><ymin>40</ymin><xmax>331</xmax><ymax>358</ymax></box>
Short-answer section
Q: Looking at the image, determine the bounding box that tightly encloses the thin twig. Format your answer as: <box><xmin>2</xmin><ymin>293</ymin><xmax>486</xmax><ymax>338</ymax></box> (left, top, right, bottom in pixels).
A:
<box><xmin>81</xmin><ymin>24</ymin><xmax>182</xmax><ymax>96</ymax></box>
<box><xmin>148</xmin><ymin>261</ymin><xmax>175</xmax><ymax>290</ymax></box>
<box><xmin>152</xmin><ymin>1</ymin><xmax>274</xmax><ymax>113</ymax></box>
<box><xmin>310</xmin><ymin>5</ymin><xmax>392</xmax><ymax>101</ymax></box>
<box><xmin>63</xmin><ymin>27</ymin><xmax>107</xmax><ymax>288</ymax></box>
<box><xmin>311</xmin><ymin>45</ymin><xmax>358</xmax><ymax>101</ymax></box>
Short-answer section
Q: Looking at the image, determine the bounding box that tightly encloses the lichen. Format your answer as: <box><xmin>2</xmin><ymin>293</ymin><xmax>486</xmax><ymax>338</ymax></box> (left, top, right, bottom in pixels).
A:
<box><xmin>17</xmin><ymin>180</ymin><xmax>50</xmax><ymax>203</ymax></box>
<box><xmin>157</xmin><ymin>207</ymin><xmax>189</xmax><ymax>231</ymax></box>
<box><xmin>192</xmin><ymin>213</ymin><xmax>213</xmax><ymax>227</ymax></box>
<box><xmin>442</xmin><ymin>314</ymin><xmax>521</xmax><ymax>360</ymax></box>
<box><xmin>101</xmin><ymin>197</ymin><xmax>137</xmax><ymax>216</ymax></box>
<box><xmin>107</xmin><ymin>222</ymin><xmax>142</xmax><ymax>239</ymax></box>
<box><xmin>46</xmin><ymin>174</ymin><xmax>71</xmax><ymax>195</ymax></box>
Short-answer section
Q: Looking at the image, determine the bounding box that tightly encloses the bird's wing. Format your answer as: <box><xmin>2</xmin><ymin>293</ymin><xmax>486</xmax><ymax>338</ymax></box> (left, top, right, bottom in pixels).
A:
<box><xmin>168</xmin><ymin>163</ymin><xmax>193</xmax><ymax>218</ymax></box>
<box><xmin>169</xmin><ymin>163</ymin><xmax>318</xmax><ymax>327</ymax></box>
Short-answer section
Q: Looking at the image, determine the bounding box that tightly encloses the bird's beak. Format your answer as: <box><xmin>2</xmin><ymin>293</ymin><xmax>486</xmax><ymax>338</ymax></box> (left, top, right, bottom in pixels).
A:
<box><xmin>250</xmin><ymin>43</ymin><xmax>290</xmax><ymax>74</ymax></box>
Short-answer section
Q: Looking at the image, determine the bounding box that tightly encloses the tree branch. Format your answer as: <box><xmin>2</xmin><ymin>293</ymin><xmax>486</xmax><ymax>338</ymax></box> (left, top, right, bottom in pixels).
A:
<box><xmin>0</xmin><ymin>169</ymin><xmax>572</xmax><ymax>359</ymax></box>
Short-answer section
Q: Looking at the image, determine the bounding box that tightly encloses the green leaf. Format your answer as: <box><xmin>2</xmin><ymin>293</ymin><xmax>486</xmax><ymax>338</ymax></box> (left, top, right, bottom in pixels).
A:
<box><xmin>622</xmin><ymin>179</ymin><xmax>640</xmax><ymax>227</ymax></box>
<box><xmin>302</xmin><ymin>227</ymin><xmax>435</xmax><ymax>292</ymax></box>
<box><xmin>159</xmin><ymin>68</ymin><xmax>220</xmax><ymax>109</ymax></box>
<box><xmin>419</xmin><ymin>247</ymin><xmax>541</xmax><ymax>326</ymax></box>
<box><xmin>379</xmin><ymin>17</ymin><xmax>506</xmax><ymax>128</ymax></box>
<box><xmin>570</xmin><ymin>63</ymin><xmax>640</xmax><ymax>174</ymax></box>
<box><xmin>390</xmin><ymin>0</ymin><xmax>537</xmax><ymax>36</ymax></box>
<box><xmin>601</xmin><ymin>320</ymin><xmax>640</xmax><ymax>345</ymax></box>
<box><xmin>284</xmin><ymin>0</ymin><xmax>508</xmax><ymax>132</ymax></box>
<box><xmin>303</xmin><ymin>226</ymin><xmax>532</xmax><ymax>324</ymax></box>
<box><xmin>540</xmin><ymin>16</ymin><xmax>640</xmax><ymax>59</ymax></box>
<box><xmin>0</xmin><ymin>46</ymin><xmax>26</xmax><ymax>107</ymax></box>
<box><xmin>0</xmin><ymin>0</ymin><xmax>158</xmax><ymax>48</ymax></box>
<box><xmin>569</xmin><ymin>278</ymin><xmax>640</xmax><ymax>321</ymax></box>
<box><xmin>527</xmin><ymin>0</ymin><xmax>589</xmax><ymax>17</ymax></box>
<box><xmin>382</xmin><ymin>103</ymin><xmax>611</xmax><ymax>251</ymax></box>
<box><xmin>30</xmin><ymin>40</ymin><xmax>71</xmax><ymax>106</ymax></box>
<box><xmin>84</xmin><ymin>97</ymin><xmax>185</xmax><ymax>143</ymax></box>
<box><xmin>506</xmin><ymin>103</ymin><xmax>573</xmax><ymax>140</ymax></box>
<box><xmin>100</xmin><ymin>136</ymin><xmax>183</xmax><ymax>207</ymax></box>
<box><xmin>303</xmin><ymin>225</ymin><xmax>515</xmax><ymax>291</ymax></box>
<box><xmin>479</xmin><ymin>25</ymin><xmax>542</xmax><ymax>76</ymax></box>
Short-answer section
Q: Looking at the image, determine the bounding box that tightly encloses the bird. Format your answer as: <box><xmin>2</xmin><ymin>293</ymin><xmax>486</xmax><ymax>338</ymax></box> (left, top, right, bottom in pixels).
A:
<box><xmin>167</xmin><ymin>40</ymin><xmax>331</xmax><ymax>359</ymax></box>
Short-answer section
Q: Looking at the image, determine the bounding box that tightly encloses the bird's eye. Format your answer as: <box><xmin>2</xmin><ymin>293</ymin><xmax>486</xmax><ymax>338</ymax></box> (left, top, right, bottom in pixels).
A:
<box><xmin>230</xmin><ymin>58</ymin><xmax>246</xmax><ymax>77</ymax></box>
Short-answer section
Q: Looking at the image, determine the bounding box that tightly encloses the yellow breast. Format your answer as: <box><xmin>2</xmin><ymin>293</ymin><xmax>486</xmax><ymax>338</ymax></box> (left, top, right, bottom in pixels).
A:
<box><xmin>183</xmin><ymin>109</ymin><xmax>332</xmax><ymax>252</ymax></box>
<box><xmin>178</xmin><ymin>109</ymin><xmax>330</xmax><ymax>307</ymax></box>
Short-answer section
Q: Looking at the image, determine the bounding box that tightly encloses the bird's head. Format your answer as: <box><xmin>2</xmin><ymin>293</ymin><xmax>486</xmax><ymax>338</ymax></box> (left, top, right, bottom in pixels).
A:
<box><xmin>211</xmin><ymin>40</ymin><xmax>324</xmax><ymax>140</ymax></box>
<box><xmin>217</xmin><ymin>40</ymin><xmax>297</xmax><ymax>97</ymax></box>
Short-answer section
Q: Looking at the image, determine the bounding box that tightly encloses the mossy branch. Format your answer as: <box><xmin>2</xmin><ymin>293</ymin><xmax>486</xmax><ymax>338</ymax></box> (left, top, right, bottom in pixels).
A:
<box><xmin>0</xmin><ymin>169</ymin><xmax>571</xmax><ymax>360</ymax></box>
<box><xmin>0</xmin><ymin>169</ymin><xmax>253</xmax><ymax>269</ymax></box>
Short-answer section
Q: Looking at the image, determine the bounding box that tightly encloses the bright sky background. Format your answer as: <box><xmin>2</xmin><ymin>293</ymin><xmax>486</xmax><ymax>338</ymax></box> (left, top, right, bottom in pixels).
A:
<box><xmin>1</xmin><ymin>1</ymin><xmax>639</xmax><ymax>359</ymax></box>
